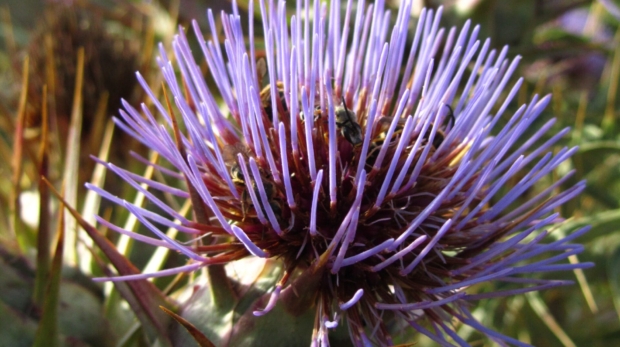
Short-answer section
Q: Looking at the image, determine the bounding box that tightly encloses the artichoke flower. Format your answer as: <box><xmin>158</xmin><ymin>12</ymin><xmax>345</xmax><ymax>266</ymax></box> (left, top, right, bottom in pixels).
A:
<box><xmin>91</xmin><ymin>0</ymin><xmax>592</xmax><ymax>345</ymax></box>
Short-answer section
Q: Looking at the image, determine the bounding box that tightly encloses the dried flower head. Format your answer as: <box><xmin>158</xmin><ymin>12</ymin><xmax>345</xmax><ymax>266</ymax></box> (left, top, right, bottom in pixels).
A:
<box><xmin>21</xmin><ymin>2</ymin><xmax>139</xmax><ymax>129</ymax></box>
<box><xmin>91</xmin><ymin>0</ymin><xmax>592</xmax><ymax>345</ymax></box>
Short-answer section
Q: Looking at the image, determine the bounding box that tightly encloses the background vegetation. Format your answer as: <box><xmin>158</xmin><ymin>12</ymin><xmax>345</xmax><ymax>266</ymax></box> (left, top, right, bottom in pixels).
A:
<box><xmin>0</xmin><ymin>0</ymin><xmax>618</xmax><ymax>346</ymax></box>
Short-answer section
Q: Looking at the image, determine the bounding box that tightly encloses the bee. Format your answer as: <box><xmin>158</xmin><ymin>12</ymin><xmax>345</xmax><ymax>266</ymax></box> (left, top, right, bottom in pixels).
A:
<box><xmin>257</xmin><ymin>57</ymin><xmax>287</xmax><ymax>118</ymax></box>
<box><xmin>364</xmin><ymin>104</ymin><xmax>455</xmax><ymax>166</ymax></box>
<box><xmin>252</xmin><ymin>174</ymin><xmax>285</xmax><ymax>229</ymax></box>
<box><xmin>299</xmin><ymin>105</ymin><xmax>322</xmax><ymax>122</ymax></box>
<box><xmin>335</xmin><ymin>97</ymin><xmax>363</xmax><ymax>146</ymax></box>
<box><xmin>365</xmin><ymin>119</ymin><xmax>404</xmax><ymax>168</ymax></box>
<box><xmin>256</xmin><ymin>57</ymin><xmax>269</xmax><ymax>88</ymax></box>
<box><xmin>223</xmin><ymin>143</ymin><xmax>253</xmax><ymax>175</ymax></box>
<box><xmin>223</xmin><ymin>144</ymin><xmax>252</xmax><ymax>219</ymax></box>
<box><xmin>365</xmin><ymin>110</ymin><xmax>411</xmax><ymax>161</ymax></box>
<box><xmin>424</xmin><ymin>104</ymin><xmax>455</xmax><ymax>150</ymax></box>
<box><xmin>307</xmin><ymin>98</ymin><xmax>363</xmax><ymax>146</ymax></box>
<box><xmin>230</xmin><ymin>164</ymin><xmax>244</xmax><ymax>185</ymax></box>
<box><xmin>223</xmin><ymin>143</ymin><xmax>282</xmax><ymax>223</ymax></box>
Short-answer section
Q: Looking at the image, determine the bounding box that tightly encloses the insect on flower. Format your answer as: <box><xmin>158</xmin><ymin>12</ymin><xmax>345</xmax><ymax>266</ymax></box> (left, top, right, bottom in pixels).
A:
<box><xmin>336</xmin><ymin>98</ymin><xmax>364</xmax><ymax>146</ymax></box>
<box><xmin>426</xmin><ymin>104</ymin><xmax>455</xmax><ymax>150</ymax></box>
<box><xmin>257</xmin><ymin>57</ymin><xmax>288</xmax><ymax>121</ymax></box>
<box><xmin>223</xmin><ymin>143</ymin><xmax>281</xmax><ymax>222</ymax></box>
<box><xmin>89</xmin><ymin>0</ymin><xmax>593</xmax><ymax>346</ymax></box>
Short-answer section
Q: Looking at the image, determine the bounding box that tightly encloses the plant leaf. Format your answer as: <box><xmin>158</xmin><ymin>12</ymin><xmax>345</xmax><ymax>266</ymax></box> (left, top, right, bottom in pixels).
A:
<box><xmin>43</xmin><ymin>177</ymin><xmax>173</xmax><ymax>346</ymax></box>
<box><xmin>555</xmin><ymin>209</ymin><xmax>620</xmax><ymax>243</ymax></box>
<box><xmin>160</xmin><ymin>306</ymin><xmax>216</xmax><ymax>347</ymax></box>
<box><xmin>608</xmin><ymin>245</ymin><xmax>620</xmax><ymax>322</ymax></box>
<box><xmin>9</xmin><ymin>55</ymin><xmax>29</xmax><ymax>252</ymax></box>
<box><xmin>33</xmin><ymin>194</ymin><xmax>64</xmax><ymax>347</ymax></box>
<box><xmin>34</xmin><ymin>85</ymin><xmax>51</xmax><ymax>308</ymax></box>
<box><xmin>62</xmin><ymin>47</ymin><xmax>84</xmax><ymax>266</ymax></box>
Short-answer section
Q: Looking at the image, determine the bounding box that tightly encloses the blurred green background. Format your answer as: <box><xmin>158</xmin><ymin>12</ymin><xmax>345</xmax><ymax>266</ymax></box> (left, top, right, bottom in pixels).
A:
<box><xmin>0</xmin><ymin>0</ymin><xmax>619</xmax><ymax>346</ymax></box>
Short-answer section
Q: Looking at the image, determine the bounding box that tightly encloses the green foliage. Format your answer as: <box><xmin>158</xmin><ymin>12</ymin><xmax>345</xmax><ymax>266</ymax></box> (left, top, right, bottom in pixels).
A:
<box><xmin>1</xmin><ymin>0</ymin><xmax>619</xmax><ymax>346</ymax></box>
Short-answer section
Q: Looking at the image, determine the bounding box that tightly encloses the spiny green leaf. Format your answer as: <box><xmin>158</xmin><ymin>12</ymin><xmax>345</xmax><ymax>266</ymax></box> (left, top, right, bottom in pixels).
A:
<box><xmin>34</xmin><ymin>85</ymin><xmax>51</xmax><ymax>308</ymax></box>
<box><xmin>10</xmin><ymin>55</ymin><xmax>29</xmax><ymax>253</ymax></box>
<box><xmin>160</xmin><ymin>306</ymin><xmax>216</xmax><ymax>347</ymax></box>
<box><xmin>33</xmin><ymin>197</ymin><xmax>64</xmax><ymax>347</ymax></box>
<box><xmin>97</xmin><ymin>263</ymin><xmax>170</xmax><ymax>346</ymax></box>
<box><xmin>61</xmin><ymin>47</ymin><xmax>84</xmax><ymax>266</ymax></box>
<box><xmin>44</xmin><ymin>178</ymin><xmax>173</xmax><ymax>346</ymax></box>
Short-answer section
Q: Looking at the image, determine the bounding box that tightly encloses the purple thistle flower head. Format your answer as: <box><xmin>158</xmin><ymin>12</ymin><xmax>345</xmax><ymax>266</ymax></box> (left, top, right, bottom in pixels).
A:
<box><xmin>92</xmin><ymin>0</ymin><xmax>593</xmax><ymax>345</ymax></box>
